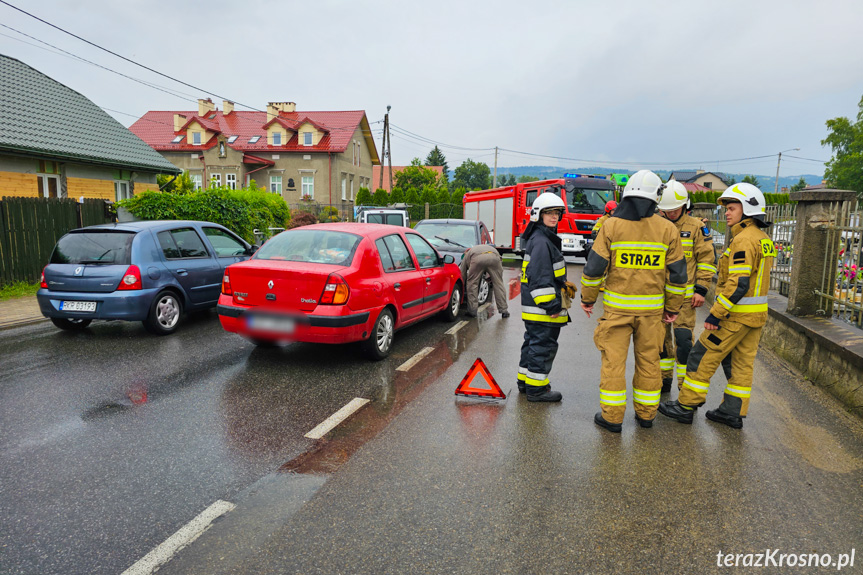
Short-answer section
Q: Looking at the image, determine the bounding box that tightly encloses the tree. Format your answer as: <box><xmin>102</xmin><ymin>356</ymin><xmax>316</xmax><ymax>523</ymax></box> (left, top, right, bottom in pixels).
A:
<box><xmin>157</xmin><ymin>172</ymin><xmax>196</xmax><ymax>194</ymax></box>
<box><xmin>742</xmin><ymin>175</ymin><xmax>760</xmax><ymax>187</ymax></box>
<box><xmin>355</xmin><ymin>187</ymin><xmax>372</xmax><ymax>206</ymax></box>
<box><xmin>452</xmin><ymin>158</ymin><xmax>491</xmax><ymax>191</ymax></box>
<box><xmin>394</xmin><ymin>160</ymin><xmax>442</xmax><ymax>194</ymax></box>
<box><xmin>425</xmin><ymin>146</ymin><xmax>449</xmax><ymax>181</ymax></box>
<box><xmin>372</xmin><ymin>188</ymin><xmax>390</xmax><ymax>206</ymax></box>
<box><xmin>790</xmin><ymin>177</ymin><xmax>808</xmax><ymax>192</ymax></box>
<box><xmin>389</xmin><ymin>187</ymin><xmax>406</xmax><ymax>204</ymax></box>
<box><xmin>822</xmin><ymin>94</ymin><xmax>863</xmax><ymax>196</ymax></box>
<box><xmin>517</xmin><ymin>174</ymin><xmax>538</xmax><ymax>183</ymax></box>
<box><xmin>726</xmin><ymin>175</ymin><xmax>737</xmax><ymax>185</ymax></box>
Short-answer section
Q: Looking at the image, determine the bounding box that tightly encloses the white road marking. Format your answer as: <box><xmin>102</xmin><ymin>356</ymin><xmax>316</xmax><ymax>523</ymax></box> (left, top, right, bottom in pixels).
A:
<box><xmin>305</xmin><ymin>397</ymin><xmax>371</xmax><ymax>439</ymax></box>
<box><xmin>445</xmin><ymin>321</ymin><xmax>469</xmax><ymax>335</ymax></box>
<box><xmin>396</xmin><ymin>346</ymin><xmax>435</xmax><ymax>372</ymax></box>
<box><xmin>478</xmin><ymin>303</ymin><xmax>490</xmax><ymax>313</ymax></box>
<box><xmin>121</xmin><ymin>500</ymin><xmax>236</xmax><ymax>575</ymax></box>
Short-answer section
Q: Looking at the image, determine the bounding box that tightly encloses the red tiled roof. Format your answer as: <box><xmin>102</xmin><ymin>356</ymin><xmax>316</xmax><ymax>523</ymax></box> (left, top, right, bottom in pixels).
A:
<box><xmin>130</xmin><ymin>109</ymin><xmax>367</xmax><ymax>154</ymax></box>
<box><xmin>372</xmin><ymin>165</ymin><xmax>445</xmax><ymax>192</ymax></box>
<box><xmin>682</xmin><ymin>183</ymin><xmax>710</xmax><ymax>192</ymax></box>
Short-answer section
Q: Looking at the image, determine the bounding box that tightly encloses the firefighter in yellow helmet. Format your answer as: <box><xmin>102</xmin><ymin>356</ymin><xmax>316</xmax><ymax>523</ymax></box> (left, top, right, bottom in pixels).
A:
<box><xmin>580</xmin><ymin>170</ymin><xmax>687</xmax><ymax>432</ymax></box>
<box><xmin>659</xmin><ymin>183</ymin><xmax>775</xmax><ymax>428</ymax></box>
<box><xmin>657</xmin><ymin>180</ymin><xmax>718</xmax><ymax>392</ymax></box>
<box><xmin>517</xmin><ymin>191</ymin><xmax>571</xmax><ymax>402</ymax></box>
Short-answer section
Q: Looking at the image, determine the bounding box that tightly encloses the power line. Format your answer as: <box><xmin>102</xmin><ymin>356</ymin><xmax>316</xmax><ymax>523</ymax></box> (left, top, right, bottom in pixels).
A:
<box><xmin>784</xmin><ymin>154</ymin><xmax>828</xmax><ymax>163</ymax></box>
<box><xmin>390</xmin><ymin>124</ymin><xmax>495</xmax><ymax>152</ymax></box>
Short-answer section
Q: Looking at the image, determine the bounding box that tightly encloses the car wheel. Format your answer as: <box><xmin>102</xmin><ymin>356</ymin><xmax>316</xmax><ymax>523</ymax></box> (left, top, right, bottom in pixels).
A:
<box><xmin>143</xmin><ymin>291</ymin><xmax>183</xmax><ymax>335</ymax></box>
<box><xmin>442</xmin><ymin>283</ymin><xmax>461</xmax><ymax>322</ymax></box>
<box><xmin>51</xmin><ymin>317</ymin><xmax>92</xmax><ymax>330</ymax></box>
<box><xmin>477</xmin><ymin>274</ymin><xmax>490</xmax><ymax>306</ymax></box>
<box><xmin>363</xmin><ymin>308</ymin><xmax>394</xmax><ymax>360</ymax></box>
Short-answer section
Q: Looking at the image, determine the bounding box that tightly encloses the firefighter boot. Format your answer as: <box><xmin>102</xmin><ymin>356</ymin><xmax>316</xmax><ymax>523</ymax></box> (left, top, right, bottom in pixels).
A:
<box><xmin>658</xmin><ymin>400</ymin><xmax>695</xmax><ymax>424</ymax></box>
<box><xmin>635</xmin><ymin>414</ymin><xmax>654</xmax><ymax>428</ymax></box>
<box><xmin>594</xmin><ymin>412</ymin><xmax>622</xmax><ymax>433</ymax></box>
<box><xmin>661</xmin><ymin>378</ymin><xmax>673</xmax><ymax>393</ymax></box>
<box><xmin>517</xmin><ymin>380</ymin><xmax>526</xmax><ymax>394</ymax></box>
<box><xmin>706</xmin><ymin>409</ymin><xmax>743</xmax><ymax>429</ymax></box>
<box><xmin>527</xmin><ymin>385</ymin><xmax>562</xmax><ymax>402</ymax></box>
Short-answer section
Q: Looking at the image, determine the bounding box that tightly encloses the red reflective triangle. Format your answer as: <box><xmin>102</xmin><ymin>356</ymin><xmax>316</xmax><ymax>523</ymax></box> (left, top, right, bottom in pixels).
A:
<box><xmin>455</xmin><ymin>358</ymin><xmax>506</xmax><ymax>399</ymax></box>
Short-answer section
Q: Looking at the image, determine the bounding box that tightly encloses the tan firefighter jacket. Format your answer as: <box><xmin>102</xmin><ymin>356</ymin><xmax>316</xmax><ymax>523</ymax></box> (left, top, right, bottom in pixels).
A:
<box><xmin>672</xmin><ymin>213</ymin><xmax>718</xmax><ymax>300</ymax></box>
<box><xmin>710</xmin><ymin>220</ymin><xmax>775</xmax><ymax>327</ymax></box>
<box><xmin>581</xmin><ymin>214</ymin><xmax>687</xmax><ymax>316</ymax></box>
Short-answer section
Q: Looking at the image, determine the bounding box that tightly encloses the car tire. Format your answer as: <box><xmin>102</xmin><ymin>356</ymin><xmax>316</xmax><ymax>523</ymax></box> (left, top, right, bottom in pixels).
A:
<box><xmin>143</xmin><ymin>291</ymin><xmax>183</xmax><ymax>335</ymax></box>
<box><xmin>363</xmin><ymin>308</ymin><xmax>394</xmax><ymax>360</ymax></box>
<box><xmin>442</xmin><ymin>283</ymin><xmax>461</xmax><ymax>322</ymax></box>
<box><xmin>477</xmin><ymin>274</ymin><xmax>490</xmax><ymax>306</ymax></box>
<box><xmin>51</xmin><ymin>317</ymin><xmax>92</xmax><ymax>330</ymax></box>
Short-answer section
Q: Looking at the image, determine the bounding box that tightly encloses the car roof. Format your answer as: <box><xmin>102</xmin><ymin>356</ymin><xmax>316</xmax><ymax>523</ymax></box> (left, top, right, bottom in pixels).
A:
<box><xmin>77</xmin><ymin>220</ymin><xmax>224</xmax><ymax>233</ymax></box>
<box><xmin>415</xmin><ymin>219</ymin><xmax>478</xmax><ymax>226</ymax></box>
<box><xmin>291</xmin><ymin>222</ymin><xmax>415</xmax><ymax>237</ymax></box>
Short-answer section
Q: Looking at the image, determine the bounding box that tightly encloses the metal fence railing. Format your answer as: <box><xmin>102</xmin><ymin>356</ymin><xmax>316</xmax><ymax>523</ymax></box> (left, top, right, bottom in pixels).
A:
<box><xmin>816</xmin><ymin>202</ymin><xmax>863</xmax><ymax>328</ymax></box>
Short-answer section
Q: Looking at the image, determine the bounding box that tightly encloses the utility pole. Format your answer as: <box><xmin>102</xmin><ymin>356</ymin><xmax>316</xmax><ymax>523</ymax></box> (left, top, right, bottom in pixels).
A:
<box><xmin>387</xmin><ymin>106</ymin><xmax>393</xmax><ymax>195</ymax></box>
<box><xmin>379</xmin><ymin>107</ymin><xmax>390</xmax><ymax>192</ymax></box>
<box><xmin>774</xmin><ymin>147</ymin><xmax>800</xmax><ymax>195</ymax></box>
<box><xmin>493</xmin><ymin>146</ymin><xmax>498</xmax><ymax>188</ymax></box>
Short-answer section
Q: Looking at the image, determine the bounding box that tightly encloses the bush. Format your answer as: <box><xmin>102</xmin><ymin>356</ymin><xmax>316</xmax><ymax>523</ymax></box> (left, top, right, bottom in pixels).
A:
<box><xmin>289</xmin><ymin>211</ymin><xmax>318</xmax><ymax>228</ymax></box>
<box><xmin>320</xmin><ymin>206</ymin><xmax>341</xmax><ymax>222</ymax></box>
<box><xmin>117</xmin><ymin>186</ymin><xmax>291</xmax><ymax>244</ymax></box>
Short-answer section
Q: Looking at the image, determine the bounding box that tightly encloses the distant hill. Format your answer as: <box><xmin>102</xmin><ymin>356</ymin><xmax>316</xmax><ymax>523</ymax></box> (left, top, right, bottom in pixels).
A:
<box><xmin>493</xmin><ymin>165</ymin><xmax>823</xmax><ymax>192</ymax></box>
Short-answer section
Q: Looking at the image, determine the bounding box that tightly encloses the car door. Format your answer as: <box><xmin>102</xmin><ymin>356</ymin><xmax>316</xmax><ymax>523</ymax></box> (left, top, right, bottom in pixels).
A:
<box><xmin>405</xmin><ymin>232</ymin><xmax>450</xmax><ymax>314</ymax></box>
<box><xmin>200</xmin><ymin>226</ymin><xmax>252</xmax><ymax>272</ymax></box>
<box><xmin>156</xmin><ymin>227</ymin><xmax>222</xmax><ymax>306</ymax></box>
<box><xmin>375</xmin><ymin>234</ymin><xmax>425</xmax><ymax>323</ymax></box>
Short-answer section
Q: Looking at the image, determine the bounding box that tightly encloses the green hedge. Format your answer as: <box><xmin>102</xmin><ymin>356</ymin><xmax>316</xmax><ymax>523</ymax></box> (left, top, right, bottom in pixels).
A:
<box><xmin>690</xmin><ymin>191</ymin><xmax>793</xmax><ymax>205</ymax></box>
<box><xmin>118</xmin><ymin>187</ymin><xmax>290</xmax><ymax>243</ymax></box>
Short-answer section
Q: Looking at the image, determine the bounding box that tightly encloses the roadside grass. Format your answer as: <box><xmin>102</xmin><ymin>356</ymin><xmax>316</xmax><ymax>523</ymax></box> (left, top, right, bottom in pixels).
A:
<box><xmin>0</xmin><ymin>281</ymin><xmax>39</xmax><ymax>301</ymax></box>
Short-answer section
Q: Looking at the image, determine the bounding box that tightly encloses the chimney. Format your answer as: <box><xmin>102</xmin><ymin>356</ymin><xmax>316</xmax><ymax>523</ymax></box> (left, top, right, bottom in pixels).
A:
<box><xmin>198</xmin><ymin>98</ymin><xmax>215</xmax><ymax>117</ymax></box>
<box><xmin>266</xmin><ymin>102</ymin><xmax>280</xmax><ymax>123</ymax></box>
<box><xmin>223</xmin><ymin>100</ymin><xmax>234</xmax><ymax>115</ymax></box>
<box><xmin>173</xmin><ymin>114</ymin><xmax>187</xmax><ymax>132</ymax></box>
<box><xmin>696</xmin><ymin>169</ymin><xmax>705</xmax><ymax>174</ymax></box>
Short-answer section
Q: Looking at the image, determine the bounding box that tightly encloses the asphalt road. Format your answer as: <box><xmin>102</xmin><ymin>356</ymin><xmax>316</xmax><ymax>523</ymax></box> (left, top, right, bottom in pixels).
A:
<box><xmin>0</xmin><ymin>300</ymin><xmax>485</xmax><ymax>575</ymax></box>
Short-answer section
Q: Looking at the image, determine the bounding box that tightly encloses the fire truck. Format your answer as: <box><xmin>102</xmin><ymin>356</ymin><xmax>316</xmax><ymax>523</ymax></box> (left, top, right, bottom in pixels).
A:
<box><xmin>462</xmin><ymin>174</ymin><xmax>617</xmax><ymax>257</ymax></box>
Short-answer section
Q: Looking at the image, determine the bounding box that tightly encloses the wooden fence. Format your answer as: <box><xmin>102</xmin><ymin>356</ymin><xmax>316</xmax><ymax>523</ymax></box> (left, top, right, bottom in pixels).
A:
<box><xmin>0</xmin><ymin>197</ymin><xmax>113</xmax><ymax>286</ymax></box>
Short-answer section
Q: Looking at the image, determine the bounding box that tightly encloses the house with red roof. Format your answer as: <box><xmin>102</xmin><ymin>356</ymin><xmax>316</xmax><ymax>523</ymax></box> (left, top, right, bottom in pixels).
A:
<box><xmin>130</xmin><ymin>99</ymin><xmax>380</xmax><ymax>206</ymax></box>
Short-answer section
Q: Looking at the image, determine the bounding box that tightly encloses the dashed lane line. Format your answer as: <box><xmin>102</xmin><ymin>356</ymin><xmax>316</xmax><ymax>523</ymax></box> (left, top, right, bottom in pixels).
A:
<box><xmin>395</xmin><ymin>346</ymin><xmax>435</xmax><ymax>372</ymax></box>
<box><xmin>304</xmin><ymin>397</ymin><xmax>371</xmax><ymax>440</ymax></box>
<box><xmin>121</xmin><ymin>500</ymin><xmax>236</xmax><ymax>575</ymax></box>
<box><xmin>445</xmin><ymin>321</ymin><xmax>469</xmax><ymax>335</ymax></box>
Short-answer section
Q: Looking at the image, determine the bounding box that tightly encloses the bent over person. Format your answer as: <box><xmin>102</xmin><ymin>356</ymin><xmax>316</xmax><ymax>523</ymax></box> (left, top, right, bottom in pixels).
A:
<box><xmin>580</xmin><ymin>170</ymin><xmax>687</xmax><ymax>432</ymax></box>
<box><xmin>517</xmin><ymin>192</ymin><xmax>571</xmax><ymax>402</ymax></box>
<box><xmin>460</xmin><ymin>243</ymin><xmax>509</xmax><ymax>318</ymax></box>
<box><xmin>659</xmin><ymin>183</ymin><xmax>775</xmax><ymax>429</ymax></box>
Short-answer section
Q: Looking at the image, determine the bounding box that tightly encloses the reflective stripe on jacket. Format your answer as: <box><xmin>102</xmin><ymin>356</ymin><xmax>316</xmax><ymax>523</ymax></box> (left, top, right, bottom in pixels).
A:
<box><xmin>520</xmin><ymin>224</ymin><xmax>570</xmax><ymax>324</ymax></box>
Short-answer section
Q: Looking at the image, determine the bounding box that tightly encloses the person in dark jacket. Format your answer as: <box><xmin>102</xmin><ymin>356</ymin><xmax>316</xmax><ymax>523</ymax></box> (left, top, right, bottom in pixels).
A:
<box><xmin>517</xmin><ymin>192</ymin><xmax>571</xmax><ymax>402</ymax></box>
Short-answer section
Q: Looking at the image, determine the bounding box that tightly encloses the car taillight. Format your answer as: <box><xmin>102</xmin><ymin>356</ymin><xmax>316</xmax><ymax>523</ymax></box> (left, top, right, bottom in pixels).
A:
<box><xmin>40</xmin><ymin>267</ymin><xmax>47</xmax><ymax>289</ymax></box>
<box><xmin>117</xmin><ymin>265</ymin><xmax>143</xmax><ymax>290</ymax></box>
<box><xmin>320</xmin><ymin>273</ymin><xmax>349</xmax><ymax>305</ymax></box>
<box><xmin>221</xmin><ymin>268</ymin><xmax>232</xmax><ymax>295</ymax></box>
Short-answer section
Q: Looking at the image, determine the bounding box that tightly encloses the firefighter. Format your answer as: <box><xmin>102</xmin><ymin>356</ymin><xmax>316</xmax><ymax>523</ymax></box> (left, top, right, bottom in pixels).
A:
<box><xmin>657</xmin><ymin>181</ymin><xmax>718</xmax><ymax>392</ymax></box>
<box><xmin>460</xmin><ymin>243</ymin><xmax>509</xmax><ymax>318</ymax></box>
<box><xmin>517</xmin><ymin>192</ymin><xmax>572</xmax><ymax>402</ymax></box>
<box><xmin>590</xmin><ymin>201</ymin><xmax>618</xmax><ymax>241</ymax></box>
<box><xmin>580</xmin><ymin>170</ymin><xmax>687</xmax><ymax>432</ymax></box>
<box><xmin>658</xmin><ymin>183</ymin><xmax>775</xmax><ymax>429</ymax></box>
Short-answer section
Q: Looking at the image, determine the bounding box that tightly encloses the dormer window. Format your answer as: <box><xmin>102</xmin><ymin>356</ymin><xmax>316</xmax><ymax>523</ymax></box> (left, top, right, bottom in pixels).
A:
<box><xmin>192</xmin><ymin>132</ymin><xmax>201</xmax><ymax>145</ymax></box>
<box><xmin>273</xmin><ymin>132</ymin><xmax>281</xmax><ymax>145</ymax></box>
<box><xmin>303</xmin><ymin>132</ymin><xmax>312</xmax><ymax>146</ymax></box>
<box><xmin>171</xmin><ymin>135</ymin><xmax>184</xmax><ymax>144</ymax></box>
<box><xmin>249</xmin><ymin>136</ymin><xmax>261</xmax><ymax>144</ymax></box>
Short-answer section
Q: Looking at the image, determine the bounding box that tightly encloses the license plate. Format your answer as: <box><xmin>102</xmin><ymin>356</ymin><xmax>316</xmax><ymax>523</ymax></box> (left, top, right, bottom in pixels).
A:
<box><xmin>60</xmin><ymin>300</ymin><xmax>96</xmax><ymax>312</ymax></box>
<box><xmin>247</xmin><ymin>315</ymin><xmax>295</xmax><ymax>333</ymax></box>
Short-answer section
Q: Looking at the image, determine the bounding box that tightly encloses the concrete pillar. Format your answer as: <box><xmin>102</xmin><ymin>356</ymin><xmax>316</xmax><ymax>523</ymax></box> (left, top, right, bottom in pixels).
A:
<box><xmin>787</xmin><ymin>189</ymin><xmax>857</xmax><ymax>316</ymax></box>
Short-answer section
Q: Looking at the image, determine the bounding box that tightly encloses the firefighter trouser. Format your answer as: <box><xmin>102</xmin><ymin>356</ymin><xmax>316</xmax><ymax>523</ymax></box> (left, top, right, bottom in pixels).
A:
<box><xmin>660</xmin><ymin>300</ymin><xmax>696</xmax><ymax>388</ymax></box>
<box><xmin>466</xmin><ymin>253</ymin><xmax>508</xmax><ymax>314</ymax></box>
<box><xmin>678</xmin><ymin>320</ymin><xmax>762</xmax><ymax>417</ymax></box>
<box><xmin>518</xmin><ymin>322</ymin><xmax>561</xmax><ymax>388</ymax></box>
<box><xmin>594</xmin><ymin>311</ymin><xmax>664</xmax><ymax>424</ymax></box>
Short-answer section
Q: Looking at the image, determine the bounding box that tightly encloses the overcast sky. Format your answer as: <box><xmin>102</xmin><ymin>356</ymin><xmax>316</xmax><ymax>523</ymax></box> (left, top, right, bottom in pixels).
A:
<box><xmin>2</xmin><ymin>0</ymin><xmax>861</xmax><ymax>178</ymax></box>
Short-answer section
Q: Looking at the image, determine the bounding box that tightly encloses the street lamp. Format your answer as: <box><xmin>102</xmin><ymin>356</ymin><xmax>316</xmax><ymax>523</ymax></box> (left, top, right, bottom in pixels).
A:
<box><xmin>774</xmin><ymin>148</ymin><xmax>800</xmax><ymax>194</ymax></box>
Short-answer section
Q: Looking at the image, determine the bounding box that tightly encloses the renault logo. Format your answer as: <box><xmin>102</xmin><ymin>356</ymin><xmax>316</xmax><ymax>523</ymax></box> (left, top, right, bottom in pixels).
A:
<box><xmin>74</xmin><ymin>266</ymin><xmax>83</xmax><ymax>275</ymax></box>
<box><xmin>268</xmin><ymin>280</ymin><xmax>274</xmax><ymax>289</ymax></box>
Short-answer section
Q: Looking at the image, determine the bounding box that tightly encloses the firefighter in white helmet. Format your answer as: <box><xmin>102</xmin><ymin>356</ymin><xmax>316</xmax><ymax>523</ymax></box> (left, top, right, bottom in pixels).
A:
<box><xmin>659</xmin><ymin>183</ymin><xmax>775</xmax><ymax>428</ymax></box>
<box><xmin>580</xmin><ymin>170</ymin><xmax>687</xmax><ymax>431</ymax></box>
<box><xmin>517</xmin><ymin>191</ymin><xmax>573</xmax><ymax>402</ymax></box>
<box><xmin>657</xmin><ymin>180</ymin><xmax>718</xmax><ymax>392</ymax></box>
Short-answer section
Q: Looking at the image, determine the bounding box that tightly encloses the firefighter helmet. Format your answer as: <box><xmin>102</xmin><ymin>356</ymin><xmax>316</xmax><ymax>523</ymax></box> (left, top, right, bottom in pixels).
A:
<box><xmin>719</xmin><ymin>183</ymin><xmax>767</xmax><ymax>218</ymax></box>
<box><xmin>658</xmin><ymin>180</ymin><xmax>690</xmax><ymax>211</ymax></box>
<box><xmin>604</xmin><ymin>200</ymin><xmax>618</xmax><ymax>214</ymax></box>
<box><xmin>530</xmin><ymin>192</ymin><xmax>566</xmax><ymax>222</ymax></box>
<box><xmin>623</xmin><ymin>170</ymin><xmax>665</xmax><ymax>203</ymax></box>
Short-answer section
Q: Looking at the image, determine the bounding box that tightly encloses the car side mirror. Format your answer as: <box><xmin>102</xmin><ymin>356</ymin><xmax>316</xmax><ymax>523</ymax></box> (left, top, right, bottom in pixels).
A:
<box><xmin>443</xmin><ymin>254</ymin><xmax>455</xmax><ymax>264</ymax></box>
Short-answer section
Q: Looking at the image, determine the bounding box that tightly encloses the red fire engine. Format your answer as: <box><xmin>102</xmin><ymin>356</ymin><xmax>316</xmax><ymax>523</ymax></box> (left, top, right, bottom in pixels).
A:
<box><xmin>462</xmin><ymin>174</ymin><xmax>617</xmax><ymax>257</ymax></box>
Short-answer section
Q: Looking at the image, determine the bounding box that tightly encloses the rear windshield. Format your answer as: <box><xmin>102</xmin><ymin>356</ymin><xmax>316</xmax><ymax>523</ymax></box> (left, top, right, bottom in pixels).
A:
<box><xmin>50</xmin><ymin>231</ymin><xmax>135</xmax><ymax>265</ymax></box>
<box><xmin>365</xmin><ymin>213</ymin><xmax>406</xmax><ymax>226</ymax></box>
<box><xmin>414</xmin><ymin>223</ymin><xmax>477</xmax><ymax>250</ymax></box>
<box><xmin>254</xmin><ymin>230</ymin><xmax>360</xmax><ymax>265</ymax></box>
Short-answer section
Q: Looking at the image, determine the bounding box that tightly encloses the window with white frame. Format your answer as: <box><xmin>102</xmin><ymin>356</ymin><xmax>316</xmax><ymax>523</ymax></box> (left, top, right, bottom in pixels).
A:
<box><xmin>38</xmin><ymin>174</ymin><xmax>60</xmax><ymax>198</ymax></box>
<box><xmin>302</xmin><ymin>176</ymin><xmax>314</xmax><ymax>199</ymax></box>
<box><xmin>226</xmin><ymin>173</ymin><xmax>237</xmax><ymax>190</ymax></box>
<box><xmin>303</xmin><ymin>132</ymin><xmax>312</xmax><ymax>146</ymax></box>
<box><xmin>270</xmin><ymin>175</ymin><xmax>282</xmax><ymax>194</ymax></box>
<box><xmin>341</xmin><ymin>174</ymin><xmax>347</xmax><ymax>201</ymax></box>
<box><xmin>114</xmin><ymin>181</ymin><xmax>131</xmax><ymax>202</ymax></box>
<box><xmin>349</xmin><ymin>175</ymin><xmax>354</xmax><ymax>201</ymax></box>
<box><xmin>211</xmin><ymin>173</ymin><xmax>221</xmax><ymax>187</ymax></box>
<box><xmin>191</xmin><ymin>173</ymin><xmax>202</xmax><ymax>190</ymax></box>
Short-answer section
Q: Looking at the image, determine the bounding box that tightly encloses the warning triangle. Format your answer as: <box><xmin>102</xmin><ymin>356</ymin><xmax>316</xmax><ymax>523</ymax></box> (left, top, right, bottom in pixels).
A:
<box><xmin>455</xmin><ymin>358</ymin><xmax>506</xmax><ymax>399</ymax></box>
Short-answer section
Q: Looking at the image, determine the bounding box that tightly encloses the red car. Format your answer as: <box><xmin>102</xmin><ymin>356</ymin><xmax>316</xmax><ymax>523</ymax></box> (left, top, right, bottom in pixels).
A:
<box><xmin>217</xmin><ymin>223</ymin><xmax>463</xmax><ymax>359</ymax></box>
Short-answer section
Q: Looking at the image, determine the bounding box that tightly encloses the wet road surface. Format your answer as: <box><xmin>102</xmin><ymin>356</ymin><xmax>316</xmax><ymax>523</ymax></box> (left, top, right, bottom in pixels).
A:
<box><xmin>158</xmin><ymin>263</ymin><xmax>863</xmax><ymax>575</ymax></box>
